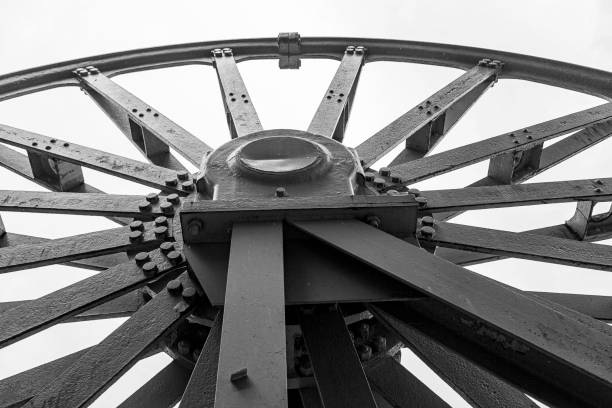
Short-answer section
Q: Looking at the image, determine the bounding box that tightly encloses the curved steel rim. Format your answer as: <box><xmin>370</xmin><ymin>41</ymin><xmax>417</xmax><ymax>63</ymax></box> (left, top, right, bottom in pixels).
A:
<box><xmin>1</xmin><ymin>36</ymin><xmax>611</xmax><ymax>103</ymax></box>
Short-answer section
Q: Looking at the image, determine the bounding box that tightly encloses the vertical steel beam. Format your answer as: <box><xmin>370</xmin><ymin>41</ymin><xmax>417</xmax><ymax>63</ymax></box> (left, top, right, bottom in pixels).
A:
<box><xmin>214</xmin><ymin>222</ymin><xmax>287</xmax><ymax>407</ymax></box>
<box><xmin>307</xmin><ymin>46</ymin><xmax>365</xmax><ymax>142</ymax></box>
<box><xmin>300</xmin><ymin>306</ymin><xmax>377</xmax><ymax>408</ymax></box>
<box><xmin>212</xmin><ymin>48</ymin><xmax>263</xmax><ymax>139</ymax></box>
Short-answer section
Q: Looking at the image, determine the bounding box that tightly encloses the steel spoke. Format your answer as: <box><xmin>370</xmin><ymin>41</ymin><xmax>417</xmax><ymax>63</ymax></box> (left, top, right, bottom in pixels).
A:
<box><xmin>300</xmin><ymin>306</ymin><xmax>377</xmax><ymax>408</ymax></box>
<box><xmin>76</xmin><ymin>68</ymin><xmax>209</xmax><ymax>169</ymax></box>
<box><xmin>0</xmin><ymin>124</ymin><xmax>189</xmax><ymax>194</ymax></box>
<box><xmin>0</xmin><ymin>224</ymin><xmax>161</xmax><ymax>273</ymax></box>
<box><xmin>0</xmin><ymin>190</ymin><xmax>177</xmax><ymax>218</ymax></box>
<box><xmin>365</xmin><ymin>356</ymin><xmax>452</xmax><ymax>408</ymax></box>
<box><xmin>357</xmin><ymin>63</ymin><xmax>500</xmax><ymax>168</ymax></box>
<box><xmin>291</xmin><ymin>219</ymin><xmax>612</xmax><ymax>407</ymax></box>
<box><xmin>0</xmin><ymin>247</ymin><xmax>183</xmax><ymax>348</ymax></box>
<box><xmin>420</xmin><ymin>177</ymin><xmax>612</xmax><ymax>213</ymax></box>
<box><xmin>307</xmin><ymin>46</ymin><xmax>365</xmax><ymax>142</ymax></box>
<box><xmin>389</xmin><ymin>103</ymin><xmax>612</xmax><ymax>184</ymax></box>
<box><xmin>212</xmin><ymin>48</ymin><xmax>263</xmax><ymax>139</ymax></box>
<box><xmin>422</xmin><ymin>221</ymin><xmax>612</xmax><ymax>271</ymax></box>
<box><xmin>179</xmin><ymin>311</ymin><xmax>222</xmax><ymax>408</ymax></box>
<box><xmin>369</xmin><ymin>306</ymin><xmax>539</xmax><ymax>408</ymax></box>
<box><xmin>24</xmin><ymin>272</ymin><xmax>196</xmax><ymax>408</ymax></box>
<box><xmin>117</xmin><ymin>360</ymin><xmax>191</xmax><ymax>408</ymax></box>
<box><xmin>214</xmin><ymin>222</ymin><xmax>286</xmax><ymax>407</ymax></box>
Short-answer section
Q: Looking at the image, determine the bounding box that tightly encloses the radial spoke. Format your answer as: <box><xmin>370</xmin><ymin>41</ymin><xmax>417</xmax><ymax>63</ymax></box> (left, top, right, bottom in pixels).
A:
<box><xmin>420</xmin><ymin>177</ymin><xmax>612</xmax><ymax>213</ymax></box>
<box><xmin>0</xmin><ymin>224</ymin><xmax>161</xmax><ymax>273</ymax></box>
<box><xmin>0</xmin><ymin>247</ymin><xmax>183</xmax><ymax>348</ymax></box>
<box><xmin>76</xmin><ymin>68</ymin><xmax>210</xmax><ymax>168</ymax></box>
<box><xmin>0</xmin><ymin>348</ymin><xmax>90</xmax><ymax>408</ymax></box>
<box><xmin>300</xmin><ymin>306</ymin><xmax>377</xmax><ymax>408</ymax></box>
<box><xmin>291</xmin><ymin>219</ymin><xmax>612</xmax><ymax>407</ymax></box>
<box><xmin>364</xmin><ymin>356</ymin><xmax>453</xmax><ymax>408</ymax></box>
<box><xmin>307</xmin><ymin>46</ymin><xmax>365</xmax><ymax>142</ymax></box>
<box><xmin>214</xmin><ymin>222</ymin><xmax>286</xmax><ymax>407</ymax></box>
<box><xmin>0</xmin><ymin>190</ymin><xmax>178</xmax><ymax>218</ymax></box>
<box><xmin>117</xmin><ymin>360</ymin><xmax>191</xmax><ymax>408</ymax></box>
<box><xmin>212</xmin><ymin>48</ymin><xmax>263</xmax><ymax>139</ymax></box>
<box><xmin>389</xmin><ymin>103</ymin><xmax>612</xmax><ymax>184</ymax></box>
<box><xmin>422</xmin><ymin>221</ymin><xmax>612</xmax><ymax>271</ymax></box>
<box><xmin>369</xmin><ymin>306</ymin><xmax>539</xmax><ymax>408</ymax></box>
<box><xmin>0</xmin><ymin>124</ymin><xmax>190</xmax><ymax>194</ymax></box>
<box><xmin>179</xmin><ymin>311</ymin><xmax>222</xmax><ymax>408</ymax></box>
<box><xmin>356</xmin><ymin>63</ymin><xmax>500</xmax><ymax>168</ymax></box>
<box><xmin>24</xmin><ymin>272</ymin><xmax>197</xmax><ymax>408</ymax></box>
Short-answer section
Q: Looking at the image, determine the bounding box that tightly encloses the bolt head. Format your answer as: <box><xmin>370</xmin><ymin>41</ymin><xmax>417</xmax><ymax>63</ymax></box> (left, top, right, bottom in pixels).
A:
<box><xmin>373</xmin><ymin>177</ymin><xmax>385</xmax><ymax>188</ymax></box>
<box><xmin>166</xmin><ymin>279</ymin><xmax>183</xmax><ymax>295</ymax></box>
<box><xmin>364</xmin><ymin>172</ymin><xmax>376</xmax><ymax>182</ymax></box>
<box><xmin>142</xmin><ymin>261</ymin><xmax>158</xmax><ymax>276</ymax></box>
<box><xmin>155</xmin><ymin>216</ymin><xmax>168</xmax><ymax>226</ymax></box>
<box><xmin>391</xmin><ymin>175</ymin><xmax>401</xmax><ymax>183</ymax></box>
<box><xmin>365</xmin><ymin>215</ymin><xmax>381</xmax><ymax>229</ymax></box>
<box><xmin>408</xmin><ymin>188</ymin><xmax>421</xmax><ymax>196</ymax></box>
<box><xmin>165</xmin><ymin>178</ymin><xmax>178</xmax><ymax>187</ymax></box>
<box><xmin>128</xmin><ymin>230</ymin><xmax>143</xmax><ymax>242</ymax></box>
<box><xmin>154</xmin><ymin>226</ymin><xmax>168</xmax><ymax>239</ymax></box>
<box><xmin>177</xmin><ymin>170</ymin><xmax>190</xmax><ymax>181</ymax></box>
<box><xmin>182</xmin><ymin>287</ymin><xmax>198</xmax><ymax>303</ymax></box>
<box><xmin>379</xmin><ymin>167</ymin><xmax>391</xmax><ymax>177</ymax></box>
<box><xmin>187</xmin><ymin>219</ymin><xmax>204</xmax><ymax>236</ymax></box>
<box><xmin>134</xmin><ymin>252</ymin><xmax>150</xmax><ymax>265</ymax></box>
<box><xmin>138</xmin><ymin>201</ymin><xmax>152</xmax><ymax>212</ymax></box>
<box><xmin>415</xmin><ymin>196</ymin><xmax>427</xmax><ymax>207</ymax></box>
<box><xmin>167</xmin><ymin>250</ymin><xmax>183</xmax><ymax>265</ymax></box>
<box><xmin>419</xmin><ymin>226</ymin><xmax>436</xmax><ymax>237</ymax></box>
<box><xmin>160</xmin><ymin>241</ymin><xmax>175</xmax><ymax>253</ymax></box>
<box><xmin>421</xmin><ymin>216</ymin><xmax>435</xmax><ymax>227</ymax></box>
<box><xmin>181</xmin><ymin>180</ymin><xmax>194</xmax><ymax>191</ymax></box>
<box><xmin>146</xmin><ymin>193</ymin><xmax>159</xmax><ymax>203</ymax></box>
<box><xmin>129</xmin><ymin>220</ymin><xmax>144</xmax><ymax>231</ymax></box>
<box><xmin>275</xmin><ymin>187</ymin><xmax>287</xmax><ymax>197</ymax></box>
<box><xmin>167</xmin><ymin>193</ymin><xmax>180</xmax><ymax>204</ymax></box>
<box><xmin>160</xmin><ymin>202</ymin><xmax>174</xmax><ymax>215</ymax></box>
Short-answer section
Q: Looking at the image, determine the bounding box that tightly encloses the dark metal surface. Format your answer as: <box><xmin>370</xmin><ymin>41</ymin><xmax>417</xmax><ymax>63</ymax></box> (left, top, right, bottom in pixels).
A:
<box><xmin>300</xmin><ymin>306</ymin><xmax>377</xmax><ymax>408</ymax></box>
<box><xmin>292</xmin><ymin>219</ymin><xmax>612</xmax><ymax>407</ymax></box>
<box><xmin>214</xmin><ymin>223</ymin><xmax>287</xmax><ymax>407</ymax></box>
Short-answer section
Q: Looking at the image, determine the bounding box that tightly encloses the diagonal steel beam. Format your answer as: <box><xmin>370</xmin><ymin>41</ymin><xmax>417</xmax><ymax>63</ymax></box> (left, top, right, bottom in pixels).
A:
<box><xmin>419</xmin><ymin>177</ymin><xmax>612</xmax><ymax>213</ymax></box>
<box><xmin>389</xmin><ymin>103</ymin><xmax>612</xmax><ymax>184</ymax></box>
<box><xmin>0</xmin><ymin>224</ymin><xmax>161</xmax><ymax>273</ymax></box>
<box><xmin>369</xmin><ymin>306</ymin><xmax>539</xmax><ymax>408</ymax></box>
<box><xmin>23</xmin><ymin>272</ymin><xmax>197</xmax><ymax>408</ymax></box>
<box><xmin>76</xmin><ymin>68</ymin><xmax>209</xmax><ymax>169</ymax></box>
<box><xmin>423</xmin><ymin>221</ymin><xmax>612</xmax><ymax>271</ymax></box>
<box><xmin>307</xmin><ymin>46</ymin><xmax>365</xmax><ymax>142</ymax></box>
<box><xmin>214</xmin><ymin>222</ymin><xmax>286</xmax><ymax>407</ymax></box>
<box><xmin>179</xmin><ymin>311</ymin><xmax>222</xmax><ymax>408</ymax></box>
<box><xmin>357</xmin><ymin>63</ymin><xmax>499</xmax><ymax>168</ymax></box>
<box><xmin>291</xmin><ymin>219</ymin><xmax>612</xmax><ymax>407</ymax></box>
<box><xmin>212</xmin><ymin>48</ymin><xmax>263</xmax><ymax>139</ymax></box>
<box><xmin>0</xmin><ymin>190</ymin><xmax>177</xmax><ymax>219</ymax></box>
<box><xmin>300</xmin><ymin>306</ymin><xmax>377</xmax><ymax>408</ymax></box>
<box><xmin>364</xmin><ymin>356</ymin><xmax>453</xmax><ymax>408</ymax></box>
<box><xmin>0</xmin><ymin>247</ymin><xmax>183</xmax><ymax>348</ymax></box>
<box><xmin>0</xmin><ymin>124</ymin><xmax>188</xmax><ymax>194</ymax></box>
<box><xmin>117</xmin><ymin>360</ymin><xmax>191</xmax><ymax>408</ymax></box>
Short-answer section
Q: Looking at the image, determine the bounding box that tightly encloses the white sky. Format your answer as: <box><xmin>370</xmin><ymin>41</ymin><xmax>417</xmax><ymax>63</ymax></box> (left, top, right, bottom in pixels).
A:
<box><xmin>0</xmin><ymin>1</ymin><xmax>611</xmax><ymax>407</ymax></box>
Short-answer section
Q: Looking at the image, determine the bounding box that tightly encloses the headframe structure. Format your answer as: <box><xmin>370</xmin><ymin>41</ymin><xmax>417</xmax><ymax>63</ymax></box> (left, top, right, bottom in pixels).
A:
<box><xmin>0</xmin><ymin>33</ymin><xmax>611</xmax><ymax>408</ymax></box>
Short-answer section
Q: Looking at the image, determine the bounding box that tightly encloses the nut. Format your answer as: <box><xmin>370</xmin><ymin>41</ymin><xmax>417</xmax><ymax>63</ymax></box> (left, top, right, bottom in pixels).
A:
<box><xmin>419</xmin><ymin>226</ymin><xmax>436</xmax><ymax>238</ymax></box>
<box><xmin>373</xmin><ymin>177</ymin><xmax>385</xmax><ymax>188</ymax></box>
<box><xmin>415</xmin><ymin>196</ymin><xmax>427</xmax><ymax>207</ymax></box>
<box><xmin>155</xmin><ymin>216</ymin><xmax>168</xmax><ymax>227</ymax></box>
<box><xmin>134</xmin><ymin>252</ymin><xmax>150</xmax><ymax>265</ymax></box>
<box><xmin>182</xmin><ymin>287</ymin><xmax>198</xmax><ymax>303</ymax></box>
<box><xmin>379</xmin><ymin>167</ymin><xmax>391</xmax><ymax>177</ymax></box>
<box><xmin>160</xmin><ymin>241</ymin><xmax>175</xmax><ymax>254</ymax></box>
<box><xmin>160</xmin><ymin>202</ymin><xmax>174</xmax><ymax>215</ymax></box>
<box><xmin>165</xmin><ymin>178</ymin><xmax>178</xmax><ymax>187</ymax></box>
<box><xmin>146</xmin><ymin>193</ymin><xmax>159</xmax><ymax>203</ymax></box>
<box><xmin>138</xmin><ymin>201</ymin><xmax>152</xmax><ymax>212</ymax></box>
<box><xmin>129</xmin><ymin>220</ymin><xmax>144</xmax><ymax>231</ymax></box>
<box><xmin>421</xmin><ymin>216</ymin><xmax>435</xmax><ymax>227</ymax></box>
<box><xmin>181</xmin><ymin>180</ymin><xmax>194</xmax><ymax>191</ymax></box>
<box><xmin>154</xmin><ymin>226</ymin><xmax>168</xmax><ymax>240</ymax></box>
<box><xmin>167</xmin><ymin>193</ymin><xmax>180</xmax><ymax>204</ymax></box>
<box><xmin>142</xmin><ymin>261</ymin><xmax>158</xmax><ymax>276</ymax></box>
<box><xmin>128</xmin><ymin>230</ymin><xmax>143</xmax><ymax>242</ymax></box>
<box><xmin>167</xmin><ymin>250</ymin><xmax>183</xmax><ymax>265</ymax></box>
<box><xmin>177</xmin><ymin>170</ymin><xmax>190</xmax><ymax>181</ymax></box>
<box><xmin>275</xmin><ymin>187</ymin><xmax>287</xmax><ymax>197</ymax></box>
<box><xmin>166</xmin><ymin>279</ymin><xmax>183</xmax><ymax>295</ymax></box>
<box><xmin>188</xmin><ymin>219</ymin><xmax>204</xmax><ymax>236</ymax></box>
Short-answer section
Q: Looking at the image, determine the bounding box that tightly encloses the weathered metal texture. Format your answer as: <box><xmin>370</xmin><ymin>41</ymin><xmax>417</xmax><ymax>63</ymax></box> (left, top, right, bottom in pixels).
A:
<box><xmin>117</xmin><ymin>361</ymin><xmax>191</xmax><ymax>408</ymax></box>
<box><xmin>389</xmin><ymin>104</ymin><xmax>612</xmax><ymax>184</ymax></box>
<box><xmin>423</xmin><ymin>221</ymin><xmax>612</xmax><ymax>271</ymax></box>
<box><xmin>77</xmin><ymin>69</ymin><xmax>208</xmax><ymax>169</ymax></box>
<box><xmin>365</xmin><ymin>356</ymin><xmax>452</xmax><ymax>408</ymax></box>
<box><xmin>0</xmin><ymin>123</ymin><xmax>186</xmax><ymax>194</ymax></box>
<box><xmin>291</xmin><ymin>219</ymin><xmax>612</xmax><ymax>407</ymax></box>
<box><xmin>358</xmin><ymin>64</ymin><xmax>499</xmax><ymax>168</ymax></box>
<box><xmin>0</xmin><ymin>247</ymin><xmax>182</xmax><ymax>348</ymax></box>
<box><xmin>420</xmin><ymin>177</ymin><xmax>612</xmax><ymax>213</ymax></box>
<box><xmin>369</xmin><ymin>306</ymin><xmax>539</xmax><ymax>408</ymax></box>
<box><xmin>212</xmin><ymin>48</ymin><xmax>263</xmax><ymax>139</ymax></box>
<box><xmin>179</xmin><ymin>311</ymin><xmax>222</xmax><ymax>408</ymax></box>
<box><xmin>181</xmin><ymin>195</ymin><xmax>416</xmax><ymax>243</ymax></box>
<box><xmin>0</xmin><ymin>224</ymin><xmax>161</xmax><ymax>273</ymax></box>
<box><xmin>307</xmin><ymin>46</ymin><xmax>365</xmax><ymax>142</ymax></box>
<box><xmin>0</xmin><ymin>190</ymin><xmax>174</xmax><ymax>218</ymax></box>
<box><xmin>215</xmin><ymin>223</ymin><xmax>287</xmax><ymax>408</ymax></box>
<box><xmin>185</xmin><ymin>239</ymin><xmax>420</xmax><ymax>306</ymax></box>
<box><xmin>300</xmin><ymin>305</ymin><xmax>377</xmax><ymax>408</ymax></box>
<box><xmin>23</xmin><ymin>272</ymin><xmax>196</xmax><ymax>408</ymax></box>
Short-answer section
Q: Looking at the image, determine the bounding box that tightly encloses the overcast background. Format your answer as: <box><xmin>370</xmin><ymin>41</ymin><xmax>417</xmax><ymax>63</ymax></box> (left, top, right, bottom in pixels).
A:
<box><xmin>0</xmin><ymin>1</ymin><xmax>611</xmax><ymax>407</ymax></box>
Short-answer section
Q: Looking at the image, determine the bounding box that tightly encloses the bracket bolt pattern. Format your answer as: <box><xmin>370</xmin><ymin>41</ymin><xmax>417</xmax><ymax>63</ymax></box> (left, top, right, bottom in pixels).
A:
<box><xmin>419</xmin><ymin>226</ymin><xmax>436</xmax><ymax>238</ymax></box>
<box><xmin>160</xmin><ymin>202</ymin><xmax>175</xmax><ymax>215</ymax></box>
<box><xmin>142</xmin><ymin>261</ymin><xmax>158</xmax><ymax>276</ymax></box>
<box><xmin>128</xmin><ymin>230</ymin><xmax>143</xmax><ymax>242</ymax></box>
<box><xmin>160</xmin><ymin>241</ymin><xmax>175</xmax><ymax>254</ymax></box>
<box><xmin>421</xmin><ymin>216</ymin><xmax>435</xmax><ymax>227</ymax></box>
<box><xmin>146</xmin><ymin>193</ymin><xmax>159</xmax><ymax>203</ymax></box>
<box><xmin>166</xmin><ymin>279</ymin><xmax>183</xmax><ymax>295</ymax></box>
<box><xmin>167</xmin><ymin>193</ymin><xmax>180</xmax><ymax>204</ymax></box>
<box><xmin>276</xmin><ymin>187</ymin><xmax>287</xmax><ymax>197</ymax></box>
<box><xmin>182</xmin><ymin>287</ymin><xmax>198</xmax><ymax>303</ymax></box>
<box><xmin>129</xmin><ymin>220</ymin><xmax>144</xmax><ymax>231</ymax></box>
<box><xmin>167</xmin><ymin>250</ymin><xmax>183</xmax><ymax>265</ymax></box>
<box><xmin>134</xmin><ymin>252</ymin><xmax>150</xmax><ymax>266</ymax></box>
<box><xmin>155</xmin><ymin>216</ymin><xmax>168</xmax><ymax>227</ymax></box>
